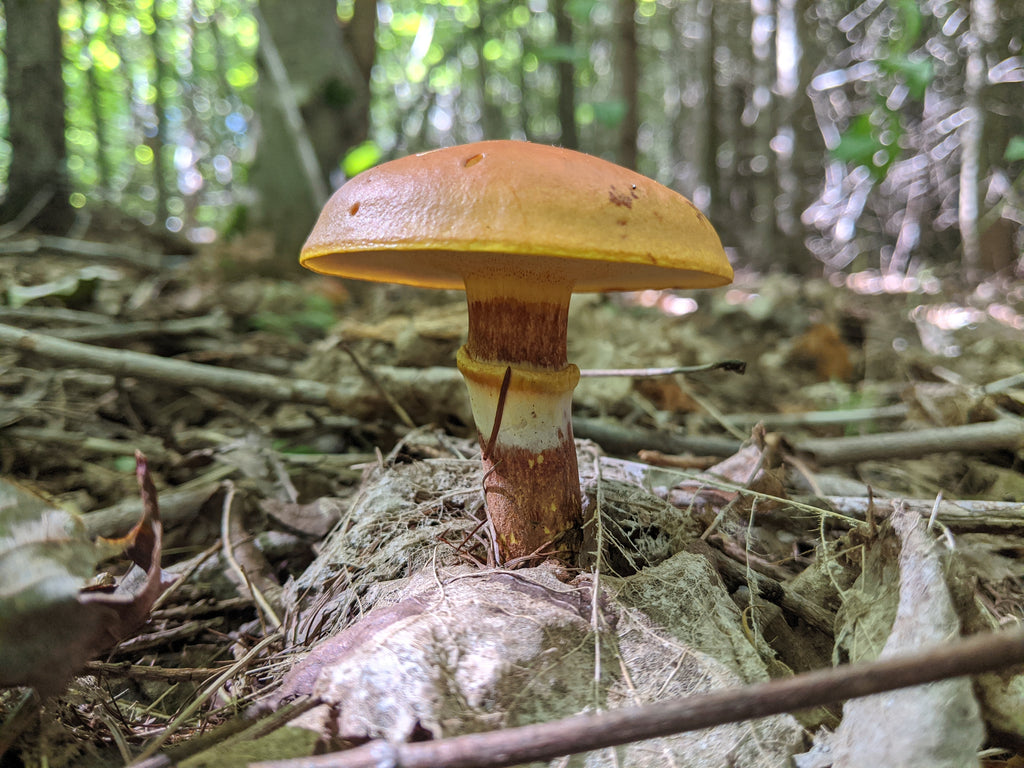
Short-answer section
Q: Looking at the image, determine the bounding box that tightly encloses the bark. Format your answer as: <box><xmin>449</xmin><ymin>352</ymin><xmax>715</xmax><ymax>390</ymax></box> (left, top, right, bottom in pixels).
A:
<box><xmin>472</xmin><ymin>14</ymin><xmax>505</xmax><ymax>141</ymax></box>
<box><xmin>150</xmin><ymin>1</ymin><xmax>171</xmax><ymax>226</ymax></box>
<box><xmin>0</xmin><ymin>0</ymin><xmax>75</xmax><ymax>231</ymax></box>
<box><xmin>616</xmin><ymin>0</ymin><xmax>640</xmax><ymax>169</ymax></box>
<box><xmin>699</xmin><ymin>0</ymin><xmax>722</xmax><ymax>222</ymax></box>
<box><xmin>554</xmin><ymin>0</ymin><xmax>578</xmax><ymax>150</ymax></box>
<box><xmin>749</xmin><ymin>0</ymin><xmax>777</xmax><ymax>270</ymax></box>
<box><xmin>959</xmin><ymin>0</ymin><xmax>997</xmax><ymax>282</ymax></box>
<box><xmin>249</xmin><ymin>0</ymin><xmax>374</xmax><ymax>259</ymax></box>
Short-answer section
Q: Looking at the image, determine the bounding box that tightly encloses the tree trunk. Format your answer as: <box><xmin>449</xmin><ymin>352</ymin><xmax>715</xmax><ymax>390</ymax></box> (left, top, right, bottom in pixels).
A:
<box><xmin>472</xmin><ymin>13</ymin><xmax>505</xmax><ymax>141</ymax></box>
<box><xmin>0</xmin><ymin>0</ymin><xmax>75</xmax><ymax>231</ymax></box>
<box><xmin>616</xmin><ymin>0</ymin><xmax>639</xmax><ymax>169</ymax></box>
<box><xmin>249</xmin><ymin>0</ymin><xmax>374</xmax><ymax>260</ymax></box>
<box><xmin>554</xmin><ymin>0</ymin><xmax>578</xmax><ymax>150</ymax></box>
<box><xmin>959</xmin><ymin>0</ymin><xmax>996</xmax><ymax>282</ymax></box>
<box><xmin>699</xmin><ymin>0</ymin><xmax>722</xmax><ymax>223</ymax></box>
<box><xmin>151</xmin><ymin>0</ymin><xmax>171</xmax><ymax>226</ymax></box>
<box><xmin>749</xmin><ymin>0</ymin><xmax>777</xmax><ymax>270</ymax></box>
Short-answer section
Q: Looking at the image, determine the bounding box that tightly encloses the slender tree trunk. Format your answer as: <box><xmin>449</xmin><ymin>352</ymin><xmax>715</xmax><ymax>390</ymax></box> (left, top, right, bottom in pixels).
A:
<box><xmin>83</xmin><ymin>56</ymin><xmax>111</xmax><ymax>196</ymax></box>
<box><xmin>472</xmin><ymin>15</ymin><xmax>505</xmax><ymax>140</ymax></box>
<box><xmin>554</xmin><ymin>0</ymin><xmax>578</xmax><ymax>150</ymax></box>
<box><xmin>616</xmin><ymin>0</ymin><xmax>639</xmax><ymax>169</ymax></box>
<box><xmin>0</xmin><ymin>0</ymin><xmax>75</xmax><ymax>231</ymax></box>
<box><xmin>750</xmin><ymin>0</ymin><xmax>777</xmax><ymax>270</ymax></box>
<box><xmin>151</xmin><ymin>0</ymin><xmax>170</xmax><ymax>226</ymax></box>
<box><xmin>959</xmin><ymin>0</ymin><xmax>996</xmax><ymax>282</ymax></box>
<box><xmin>697</xmin><ymin>0</ymin><xmax>720</xmax><ymax>217</ymax></box>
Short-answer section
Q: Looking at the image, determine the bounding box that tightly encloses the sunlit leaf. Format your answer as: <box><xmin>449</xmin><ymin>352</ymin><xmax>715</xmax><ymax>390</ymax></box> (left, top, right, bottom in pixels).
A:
<box><xmin>833</xmin><ymin>112</ymin><xmax>899</xmax><ymax>181</ymax></box>
<box><xmin>881</xmin><ymin>54</ymin><xmax>934</xmax><ymax>100</ymax></box>
<box><xmin>226</xmin><ymin>63</ymin><xmax>258</xmax><ymax>90</ymax></box>
<box><xmin>482</xmin><ymin>38</ymin><xmax>503</xmax><ymax>61</ymax></box>
<box><xmin>343</xmin><ymin>140</ymin><xmax>383</xmax><ymax>178</ymax></box>
<box><xmin>889</xmin><ymin>0</ymin><xmax>923</xmax><ymax>55</ymax></box>
<box><xmin>1005</xmin><ymin>136</ymin><xmax>1024</xmax><ymax>162</ymax></box>
<box><xmin>87</xmin><ymin>39</ymin><xmax>122</xmax><ymax>71</ymax></box>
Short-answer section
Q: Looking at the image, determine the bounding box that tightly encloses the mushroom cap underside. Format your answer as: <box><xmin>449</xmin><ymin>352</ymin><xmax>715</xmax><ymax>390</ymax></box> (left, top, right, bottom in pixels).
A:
<box><xmin>300</xmin><ymin>140</ymin><xmax>733</xmax><ymax>293</ymax></box>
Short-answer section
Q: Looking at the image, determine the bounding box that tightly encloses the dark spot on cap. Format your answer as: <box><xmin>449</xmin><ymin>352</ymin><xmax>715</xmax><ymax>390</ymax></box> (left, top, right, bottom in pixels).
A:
<box><xmin>349</xmin><ymin>202</ymin><xmax>360</xmax><ymax>215</ymax></box>
<box><xmin>609</xmin><ymin>185</ymin><xmax>638</xmax><ymax>208</ymax></box>
<box><xmin>465</xmin><ymin>153</ymin><xmax>484</xmax><ymax>168</ymax></box>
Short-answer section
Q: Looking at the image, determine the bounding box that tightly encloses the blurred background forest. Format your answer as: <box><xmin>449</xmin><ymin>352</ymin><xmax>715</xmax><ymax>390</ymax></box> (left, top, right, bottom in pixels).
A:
<box><xmin>0</xmin><ymin>0</ymin><xmax>1022</xmax><ymax>287</ymax></box>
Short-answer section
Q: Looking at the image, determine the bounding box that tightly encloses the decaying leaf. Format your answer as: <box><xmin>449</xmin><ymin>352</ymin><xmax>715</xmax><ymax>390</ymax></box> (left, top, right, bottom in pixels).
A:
<box><xmin>0</xmin><ymin>452</ymin><xmax>170</xmax><ymax>696</ymax></box>
<box><xmin>797</xmin><ymin>502</ymin><xmax>985</xmax><ymax>767</ymax></box>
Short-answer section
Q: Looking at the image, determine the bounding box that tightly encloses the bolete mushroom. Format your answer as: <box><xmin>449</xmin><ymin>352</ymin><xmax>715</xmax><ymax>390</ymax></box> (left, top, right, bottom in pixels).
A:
<box><xmin>300</xmin><ymin>140</ymin><xmax>732</xmax><ymax>564</ymax></box>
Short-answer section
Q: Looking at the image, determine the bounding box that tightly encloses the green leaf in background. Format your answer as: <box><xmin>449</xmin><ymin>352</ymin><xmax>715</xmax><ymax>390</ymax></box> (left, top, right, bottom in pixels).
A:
<box><xmin>343</xmin><ymin>140</ymin><xmax>383</xmax><ymax>178</ymax></box>
<box><xmin>889</xmin><ymin>0</ymin><xmax>923</xmax><ymax>55</ymax></box>
<box><xmin>1005</xmin><ymin>136</ymin><xmax>1024</xmax><ymax>162</ymax></box>
<box><xmin>533</xmin><ymin>43</ymin><xmax>586</xmax><ymax>65</ymax></box>
<box><xmin>833</xmin><ymin>114</ymin><xmax>881</xmax><ymax>166</ymax></box>
<box><xmin>833</xmin><ymin>112</ymin><xmax>900</xmax><ymax>181</ymax></box>
<box><xmin>592</xmin><ymin>99</ymin><xmax>628</xmax><ymax>129</ymax></box>
<box><xmin>565</xmin><ymin>0</ymin><xmax>597</xmax><ymax>23</ymax></box>
<box><xmin>880</xmin><ymin>54</ymin><xmax>934</xmax><ymax>100</ymax></box>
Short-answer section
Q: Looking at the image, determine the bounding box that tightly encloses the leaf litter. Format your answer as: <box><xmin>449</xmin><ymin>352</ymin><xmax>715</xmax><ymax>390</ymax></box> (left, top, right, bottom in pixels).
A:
<box><xmin>0</xmin><ymin>245</ymin><xmax>1022</xmax><ymax>766</ymax></box>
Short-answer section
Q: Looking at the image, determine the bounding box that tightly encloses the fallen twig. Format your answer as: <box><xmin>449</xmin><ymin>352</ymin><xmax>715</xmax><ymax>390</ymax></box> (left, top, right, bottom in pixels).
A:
<box><xmin>819</xmin><ymin>495</ymin><xmax>1024</xmax><ymax>533</ymax></box>
<box><xmin>249</xmin><ymin>628</ymin><xmax>1024</xmax><ymax>768</ymax></box>
<box><xmin>722</xmin><ymin>403</ymin><xmax>909</xmax><ymax>429</ymax></box>
<box><xmin>578</xmin><ymin>359</ymin><xmax>746</xmax><ymax>377</ymax></box>
<box><xmin>798</xmin><ymin>418</ymin><xmax>1024</xmax><ymax>464</ymax></box>
<box><xmin>0</xmin><ymin>235</ymin><xmax>176</xmax><ymax>270</ymax></box>
<box><xmin>573</xmin><ymin>416</ymin><xmax>742</xmax><ymax>457</ymax></box>
<box><xmin>50</xmin><ymin>313</ymin><xmax>229</xmax><ymax>343</ymax></box>
<box><xmin>0</xmin><ymin>321</ymin><xmax>454</xmax><ymax>412</ymax></box>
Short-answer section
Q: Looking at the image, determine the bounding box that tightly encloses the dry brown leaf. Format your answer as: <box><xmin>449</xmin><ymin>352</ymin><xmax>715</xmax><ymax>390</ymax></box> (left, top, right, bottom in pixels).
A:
<box><xmin>0</xmin><ymin>452</ymin><xmax>170</xmax><ymax>696</ymax></box>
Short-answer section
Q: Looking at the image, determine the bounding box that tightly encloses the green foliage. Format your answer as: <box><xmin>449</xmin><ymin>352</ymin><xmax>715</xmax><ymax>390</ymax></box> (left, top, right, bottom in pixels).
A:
<box><xmin>833</xmin><ymin>112</ymin><xmax>901</xmax><ymax>181</ymax></box>
<box><xmin>342</xmin><ymin>140</ymin><xmax>383</xmax><ymax>177</ymax></box>
<box><xmin>56</xmin><ymin>0</ymin><xmax>258</xmax><ymax>235</ymax></box>
<box><xmin>833</xmin><ymin>0</ymin><xmax>934</xmax><ymax>181</ymax></box>
<box><xmin>250</xmin><ymin>295</ymin><xmax>337</xmax><ymax>341</ymax></box>
<box><xmin>1005</xmin><ymin>137</ymin><xmax>1024</xmax><ymax>163</ymax></box>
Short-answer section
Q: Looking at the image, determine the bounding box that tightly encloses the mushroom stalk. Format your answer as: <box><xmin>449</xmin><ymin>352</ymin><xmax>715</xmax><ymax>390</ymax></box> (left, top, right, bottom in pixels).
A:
<box><xmin>457</xmin><ymin>276</ymin><xmax>582</xmax><ymax>563</ymax></box>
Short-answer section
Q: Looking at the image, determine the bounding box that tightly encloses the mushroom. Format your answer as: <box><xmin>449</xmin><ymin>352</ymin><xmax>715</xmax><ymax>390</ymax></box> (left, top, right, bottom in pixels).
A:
<box><xmin>300</xmin><ymin>140</ymin><xmax>732</xmax><ymax>564</ymax></box>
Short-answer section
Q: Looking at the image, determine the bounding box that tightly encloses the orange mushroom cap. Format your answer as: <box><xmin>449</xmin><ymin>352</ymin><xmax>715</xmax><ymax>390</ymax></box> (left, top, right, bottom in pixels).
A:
<box><xmin>300</xmin><ymin>140</ymin><xmax>732</xmax><ymax>292</ymax></box>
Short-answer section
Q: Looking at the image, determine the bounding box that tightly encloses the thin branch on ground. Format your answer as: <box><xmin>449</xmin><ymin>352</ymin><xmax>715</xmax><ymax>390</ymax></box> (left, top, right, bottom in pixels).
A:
<box><xmin>0</xmin><ymin>234</ymin><xmax>173</xmax><ymax>270</ymax></box>
<box><xmin>578</xmin><ymin>359</ymin><xmax>746</xmax><ymax>377</ymax></box>
<box><xmin>818</xmin><ymin>495</ymin><xmax>1024</xmax><ymax>533</ymax></box>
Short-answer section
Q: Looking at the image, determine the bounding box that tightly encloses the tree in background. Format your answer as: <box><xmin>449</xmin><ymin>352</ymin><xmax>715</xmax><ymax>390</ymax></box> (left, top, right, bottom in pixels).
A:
<box><xmin>0</xmin><ymin>0</ymin><xmax>75</xmax><ymax>232</ymax></box>
<box><xmin>249</xmin><ymin>0</ymin><xmax>375</xmax><ymax>258</ymax></box>
<box><xmin>0</xmin><ymin>0</ymin><xmax>1019</xmax><ymax>280</ymax></box>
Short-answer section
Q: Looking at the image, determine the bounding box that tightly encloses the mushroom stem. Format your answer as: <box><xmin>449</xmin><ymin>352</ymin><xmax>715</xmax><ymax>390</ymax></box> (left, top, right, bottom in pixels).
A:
<box><xmin>458</xmin><ymin>277</ymin><xmax>582</xmax><ymax>564</ymax></box>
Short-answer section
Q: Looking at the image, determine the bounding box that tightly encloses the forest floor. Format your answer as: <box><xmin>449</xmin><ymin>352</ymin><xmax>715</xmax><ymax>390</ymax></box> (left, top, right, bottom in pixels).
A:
<box><xmin>1</xmin><ymin>232</ymin><xmax>1023</xmax><ymax>767</ymax></box>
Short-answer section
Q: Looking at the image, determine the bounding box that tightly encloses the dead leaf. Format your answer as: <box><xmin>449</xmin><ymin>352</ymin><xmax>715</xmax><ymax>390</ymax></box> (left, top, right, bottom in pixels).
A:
<box><xmin>802</xmin><ymin>502</ymin><xmax>984</xmax><ymax>767</ymax></box>
<box><xmin>787</xmin><ymin>323</ymin><xmax>853</xmax><ymax>381</ymax></box>
<box><xmin>0</xmin><ymin>452</ymin><xmax>171</xmax><ymax>696</ymax></box>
